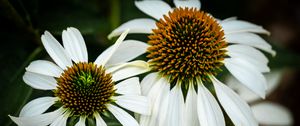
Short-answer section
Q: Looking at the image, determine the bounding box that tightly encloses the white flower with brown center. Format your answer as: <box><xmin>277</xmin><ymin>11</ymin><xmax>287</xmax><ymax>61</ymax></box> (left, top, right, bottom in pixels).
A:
<box><xmin>108</xmin><ymin>0</ymin><xmax>276</xmax><ymax>126</ymax></box>
<box><xmin>9</xmin><ymin>27</ymin><xmax>151</xmax><ymax>126</ymax></box>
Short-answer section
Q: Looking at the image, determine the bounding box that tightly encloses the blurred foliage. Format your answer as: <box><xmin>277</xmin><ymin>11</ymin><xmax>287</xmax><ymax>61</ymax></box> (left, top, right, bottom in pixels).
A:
<box><xmin>0</xmin><ymin>0</ymin><xmax>299</xmax><ymax>126</ymax></box>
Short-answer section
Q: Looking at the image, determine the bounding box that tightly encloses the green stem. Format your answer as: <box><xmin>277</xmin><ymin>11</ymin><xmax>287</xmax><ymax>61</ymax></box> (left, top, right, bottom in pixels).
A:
<box><xmin>109</xmin><ymin>0</ymin><xmax>120</xmax><ymax>33</ymax></box>
<box><xmin>10</xmin><ymin>47</ymin><xmax>43</xmax><ymax>83</ymax></box>
<box><xmin>5</xmin><ymin>47</ymin><xmax>42</xmax><ymax>126</ymax></box>
<box><xmin>0</xmin><ymin>0</ymin><xmax>25</xmax><ymax>27</ymax></box>
<box><xmin>0</xmin><ymin>0</ymin><xmax>40</xmax><ymax>45</ymax></box>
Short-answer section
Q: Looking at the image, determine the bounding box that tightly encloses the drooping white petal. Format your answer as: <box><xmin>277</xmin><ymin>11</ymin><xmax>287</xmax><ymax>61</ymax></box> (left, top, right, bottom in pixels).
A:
<box><xmin>224</xmin><ymin>58</ymin><xmax>267</xmax><ymax>98</ymax></box>
<box><xmin>185</xmin><ymin>84</ymin><xmax>200</xmax><ymax>126</ymax></box>
<box><xmin>221</xmin><ymin>20</ymin><xmax>270</xmax><ymax>35</ymax></box>
<box><xmin>9</xmin><ymin>107</ymin><xmax>65</xmax><ymax>126</ymax></box>
<box><xmin>106</xmin><ymin>40</ymin><xmax>149</xmax><ymax>65</ymax></box>
<box><xmin>135</xmin><ymin>1</ymin><xmax>172</xmax><ymax>20</ymax></box>
<box><xmin>62</xmin><ymin>27</ymin><xmax>88</xmax><ymax>63</ymax></box>
<box><xmin>197</xmin><ymin>82</ymin><xmax>225</xmax><ymax>126</ymax></box>
<box><xmin>212</xmin><ymin>76</ymin><xmax>258</xmax><ymax>126</ymax></box>
<box><xmin>265</xmin><ymin>70</ymin><xmax>283</xmax><ymax>95</ymax></box>
<box><xmin>107</xmin><ymin>104</ymin><xmax>139</xmax><ymax>126</ymax></box>
<box><xmin>141</xmin><ymin>72</ymin><xmax>159</xmax><ymax>96</ymax></box>
<box><xmin>41</xmin><ymin>31</ymin><xmax>72</xmax><ymax>69</ymax></box>
<box><xmin>94</xmin><ymin>112</ymin><xmax>107</xmax><ymax>126</ymax></box>
<box><xmin>251</xmin><ymin>102</ymin><xmax>293</xmax><ymax>125</ymax></box>
<box><xmin>139</xmin><ymin>77</ymin><xmax>170</xmax><ymax>126</ymax></box>
<box><xmin>226</xmin><ymin>75</ymin><xmax>260</xmax><ymax>102</ymax></box>
<box><xmin>23</xmin><ymin>71</ymin><xmax>57</xmax><ymax>90</ymax></box>
<box><xmin>114</xmin><ymin>95</ymin><xmax>150</xmax><ymax>115</ymax></box>
<box><xmin>173</xmin><ymin>0</ymin><xmax>201</xmax><ymax>9</ymax></box>
<box><xmin>222</xmin><ymin>17</ymin><xmax>237</xmax><ymax>22</ymax></box>
<box><xmin>50</xmin><ymin>112</ymin><xmax>70</xmax><ymax>126</ymax></box>
<box><xmin>26</xmin><ymin>60</ymin><xmax>63</xmax><ymax>78</ymax></box>
<box><xmin>115</xmin><ymin>77</ymin><xmax>141</xmax><ymax>95</ymax></box>
<box><xmin>20</xmin><ymin>97</ymin><xmax>56</xmax><ymax>117</ymax></box>
<box><xmin>75</xmin><ymin>116</ymin><xmax>86</xmax><ymax>126</ymax></box>
<box><xmin>227</xmin><ymin>44</ymin><xmax>269</xmax><ymax>62</ymax></box>
<box><xmin>225</xmin><ymin>32</ymin><xmax>276</xmax><ymax>56</ymax></box>
<box><xmin>227</xmin><ymin>44</ymin><xmax>270</xmax><ymax>72</ymax></box>
<box><xmin>157</xmin><ymin>86</ymin><xmax>171</xmax><ymax>126</ymax></box>
<box><xmin>108</xmin><ymin>19</ymin><xmax>156</xmax><ymax>39</ymax></box>
<box><xmin>95</xmin><ymin>29</ymin><xmax>129</xmax><ymax>66</ymax></box>
<box><xmin>163</xmin><ymin>84</ymin><xmax>185</xmax><ymax>126</ymax></box>
<box><xmin>107</xmin><ymin>60</ymin><xmax>150</xmax><ymax>82</ymax></box>
<box><xmin>227</xmin><ymin>70</ymin><xmax>283</xmax><ymax>102</ymax></box>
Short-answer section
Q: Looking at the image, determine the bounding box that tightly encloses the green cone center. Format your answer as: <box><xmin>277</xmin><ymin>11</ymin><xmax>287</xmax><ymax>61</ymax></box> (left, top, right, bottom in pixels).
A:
<box><xmin>55</xmin><ymin>62</ymin><xmax>115</xmax><ymax>116</ymax></box>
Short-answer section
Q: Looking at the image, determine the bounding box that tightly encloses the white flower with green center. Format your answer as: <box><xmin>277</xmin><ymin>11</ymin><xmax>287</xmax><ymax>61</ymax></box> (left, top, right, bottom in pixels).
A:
<box><xmin>108</xmin><ymin>0</ymin><xmax>276</xmax><ymax>126</ymax></box>
<box><xmin>9</xmin><ymin>27</ymin><xmax>151</xmax><ymax>126</ymax></box>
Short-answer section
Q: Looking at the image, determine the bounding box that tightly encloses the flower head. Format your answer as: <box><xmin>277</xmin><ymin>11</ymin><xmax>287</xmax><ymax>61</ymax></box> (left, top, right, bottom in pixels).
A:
<box><xmin>147</xmin><ymin>7</ymin><xmax>227</xmax><ymax>84</ymax></box>
<box><xmin>109</xmin><ymin>0</ymin><xmax>276</xmax><ymax>126</ymax></box>
<box><xmin>9</xmin><ymin>27</ymin><xmax>150</xmax><ymax>126</ymax></box>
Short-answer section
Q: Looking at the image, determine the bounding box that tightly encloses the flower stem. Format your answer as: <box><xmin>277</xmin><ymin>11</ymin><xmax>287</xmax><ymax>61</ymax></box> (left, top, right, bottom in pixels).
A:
<box><xmin>109</xmin><ymin>0</ymin><xmax>120</xmax><ymax>32</ymax></box>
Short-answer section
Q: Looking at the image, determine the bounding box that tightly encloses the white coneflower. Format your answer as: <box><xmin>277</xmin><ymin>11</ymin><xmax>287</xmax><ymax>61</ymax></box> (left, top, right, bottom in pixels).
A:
<box><xmin>108</xmin><ymin>0</ymin><xmax>276</xmax><ymax>126</ymax></box>
<box><xmin>227</xmin><ymin>70</ymin><xmax>294</xmax><ymax>126</ymax></box>
<box><xmin>9</xmin><ymin>27</ymin><xmax>151</xmax><ymax>126</ymax></box>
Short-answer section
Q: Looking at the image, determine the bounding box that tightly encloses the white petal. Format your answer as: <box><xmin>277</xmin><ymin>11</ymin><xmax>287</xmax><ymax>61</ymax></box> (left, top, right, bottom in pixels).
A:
<box><xmin>62</xmin><ymin>27</ymin><xmax>88</xmax><ymax>63</ymax></box>
<box><xmin>139</xmin><ymin>77</ymin><xmax>170</xmax><ymax>126</ymax></box>
<box><xmin>20</xmin><ymin>97</ymin><xmax>56</xmax><ymax>117</ymax></box>
<box><xmin>226</xmin><ymin>75</ymin><xmax>260</xmax><ymax>102</ymax></box>
<box><xmin>224</xmin><ymin>58</ymin><xmax>267</xmax><ymax>98</ymax></box>
<box><xmin>222</xmin><ymin>17</ymin><xmax>237</xmax><ymax>22</ymax></box>
<box><xmin>107</xmin><ymin>104</ymin><xmax>139</xmax><ymax>126</ymax></box>
<box><xmin>108</xmin><ymin>60</ymin><xmax>150</xmax><ymax>82</ymax></box>
<box><xmin>108</xmin><ymin>19</ymin><xmax>156</xmax><ymax>39</ymax></box>
<box><xmin>221</xmin><ymin>20</ymin><xmax>270</xmax><ymax>35</ymax></box>
<box><xmin>163</xmin><ymin>84</ymin><xmax>185</xmax><ymax>126</ymax></box>
<box><xmin>212</xmin><ymin>77</ymin><xmax>258</xmax><ymax>126</ymax></box>
<box><xmin>9</xmin><ymin>107</ymin><xmax>65</xmax><ymax>126</ymax></box>
<box><xmin>107</xmin><ymin>40</ymin><xmax>149</xmax><ymax>65</ymax></box>
<box><xmin>23</xmin><ymin>71</ymin><xmax>57</xmax><ymax>90</ymax></box>
<box><xmin>41</xmin><ymin>31</ymin><xmax>72</xmax><ymax>69</ymax></box>
<box><xmin>225</xmin><ymin>32</ymin><xmax>276</xmax><ymax>56</ymax></box>
<box><xmin>26</xmin><ymin>60</ymin><xmax>63</xmax><ymax>77</ymax></box>
<box><xmin>50</xmin><ymin>112</ymin><xmax>70</xmax><ymax>126</ymax></box>
<box><xmin>114</xmin><ymin>95</ymin><xmax>150</xmax><ymax>115</ymax></box>
<box><xmin>95</xmin><ymin>29</ymin><xmax>129</xmax><ymax>66</ymax></box>
<box><xmin>227</xmin><ymin>70</ymin><xmax>283</xmax><ymax>102</ymax></box>
<box><xmin>115</xmin><ymin>77</ymin><xmax>141</xmax><ymax>95</ymax></box>
<box><xmin>251</xmin><ymin>102</ymin><xmax>293</xmax><ymax>125</ymax></box>
<box><xmin>185</xmin><ymin>84</ymin><xmax>200</xmax><ymax>126</ymax></box>
<box><xmin>75</xmin><ymin>116</ymin><xmax>86</xmax><ymax>126</ymax></box>
<box><xmin>173</xmin><ymin>0</ymin><xmax>201</xmax><ymax>9</ymax></box>
<box><xmin>157</xmin><ymin>86</ymin><xmax>170</xmax><ymax>126</ymax></box>
<box><xmin>94</xmin><ymin>112</ymin><xmax>107</xmax><ymax>126</ymax></box>
<box><xmin>197</xmin><ymin>82</ymin><xmax>225</xmax><ymax>126</ymax></box>
<box><xmin>265</xmin><ymin>70</ymin><xmax>283</xmax><ymax>95</ymax></box>
<box><xmin>141</xmin><ymin>72</ymin><xmax>159</xmax><ymax>96</ymax></box>
<box><xmin>135</xmin><ymin>1</ymin><xmax>172</xmax><ymax>20</ymax></box>
<box><xmin>227</xmin><ymin>44</ymin><xmax>270</xmax><ymax>72</ymax></box>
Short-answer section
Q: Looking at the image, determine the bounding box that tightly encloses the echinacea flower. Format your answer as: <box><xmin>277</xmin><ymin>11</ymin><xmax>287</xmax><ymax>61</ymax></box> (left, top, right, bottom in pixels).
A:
<box><xmin>227</xmin><ymin>70</ymin><xmax>294</xmax><ymax>126</ymax></box>
<box><xmin>9</xmin><ymin>27</ymin><xmax>151</xmax><ymax>126</ymax></box>
<box><xmin>109</xmin><ymin>0</ymin><xmax>275</xmax><ymax>126</ymax></box>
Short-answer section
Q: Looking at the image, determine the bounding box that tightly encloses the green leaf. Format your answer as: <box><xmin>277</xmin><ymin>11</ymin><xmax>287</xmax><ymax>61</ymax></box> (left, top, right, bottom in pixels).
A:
<box><xmin>0</xmin><ymin>44</ymin><xmax>43</xmax><ymax>126</ymax></box>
